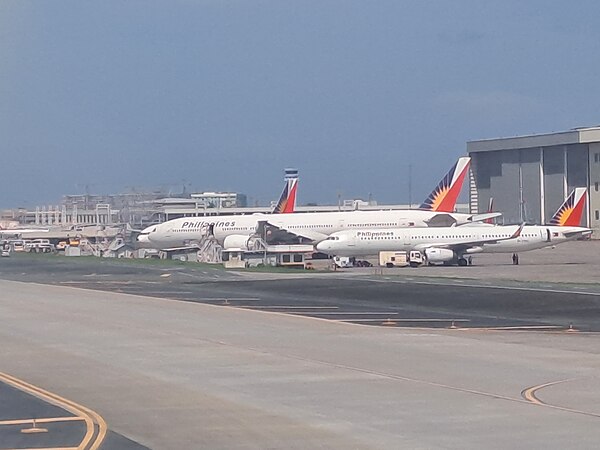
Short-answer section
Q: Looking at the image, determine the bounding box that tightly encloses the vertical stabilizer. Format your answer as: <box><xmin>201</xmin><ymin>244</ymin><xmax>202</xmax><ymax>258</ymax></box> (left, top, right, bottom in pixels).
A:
<box><xmin>484</xmin><ymin>197</ymin><xmax>495</xmax><ymax>224</ymax></box>
<box><xmin>549</xmin><ymin>187</ymin><xmax>587</xmax><ymax>226</ymax></box>
<box><xmin>272</xmin><ymin>178</ymin><xmax>298</xmax><ymax>214</ymax></box>
<box><xmin>419</xmin><ymin>157</ymin><xmax>471</xmax><ymax>212</ymax></box>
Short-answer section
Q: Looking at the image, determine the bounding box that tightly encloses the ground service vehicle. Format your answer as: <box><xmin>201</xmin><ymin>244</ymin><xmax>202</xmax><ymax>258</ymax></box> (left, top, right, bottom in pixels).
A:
<box><xmin>379</xmin><ymin>251</ymin><xmax>408</xmax><ymax>268</ymax></box>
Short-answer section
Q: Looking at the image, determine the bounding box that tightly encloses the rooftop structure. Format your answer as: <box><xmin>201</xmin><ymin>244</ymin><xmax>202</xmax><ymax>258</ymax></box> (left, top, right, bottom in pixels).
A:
<box><xmin>468</xmin><ymin>126</ymin><xmax>600</xmax><ymax>235</ymax></box>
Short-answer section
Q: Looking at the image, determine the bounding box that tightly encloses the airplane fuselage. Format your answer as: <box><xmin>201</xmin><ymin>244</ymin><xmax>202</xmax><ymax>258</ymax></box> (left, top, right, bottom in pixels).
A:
<box><xmin>142</xmin><ymin>209</ymin><xmax>479</xmax><ymax>250</ymax></box>
<box><xmin>315</xmin><ymin>225</ymin><xmax>590</xmax><ymax>257</ymax></box>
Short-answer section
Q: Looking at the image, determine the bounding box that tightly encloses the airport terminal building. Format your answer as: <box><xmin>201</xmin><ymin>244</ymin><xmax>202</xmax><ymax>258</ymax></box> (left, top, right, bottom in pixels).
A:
<box><xmin>468</xmin><ymin>126</ymin><xmax>600</xmax><ymax>235</ymax></box>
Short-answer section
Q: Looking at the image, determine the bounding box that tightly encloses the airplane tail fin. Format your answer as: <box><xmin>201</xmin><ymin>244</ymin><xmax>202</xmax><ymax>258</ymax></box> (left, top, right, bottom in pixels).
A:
<box><xmin>549</xmin><ymin>187</ymin><xmax>587</xmax><ymax>226</ymax></box>
<box><xmin>484</xmin><ymin>197</ymin><xmax>495</xmax><ymax>224</ymax></box>
<box><xmin>272</xmin><ymin>178</ymin><xmax>298</xmax><ymax>214</ymax></box>
<box><xmin>419</xmin><ymin>156</ymin><xmax>471</xmax><ymax>212</ymax></box>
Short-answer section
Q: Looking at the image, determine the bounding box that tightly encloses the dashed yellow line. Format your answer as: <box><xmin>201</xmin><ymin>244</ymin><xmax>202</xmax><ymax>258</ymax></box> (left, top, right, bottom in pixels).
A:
<box><xmin>0</xmin><ymin>372</ymin><xmax>107</xmax><ymax>449</ymax></box>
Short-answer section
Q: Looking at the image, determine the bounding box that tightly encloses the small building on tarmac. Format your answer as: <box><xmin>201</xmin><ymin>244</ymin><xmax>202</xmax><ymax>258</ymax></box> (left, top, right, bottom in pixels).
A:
<box><xmin>467</xmin><ymin>126</ymin><xmax>600</xmax><ymax>236</ymax></box>
<box><xmin>222</xmin><ymin>244</ymin><xmax>314</xmax><ymax>269</ymax></box>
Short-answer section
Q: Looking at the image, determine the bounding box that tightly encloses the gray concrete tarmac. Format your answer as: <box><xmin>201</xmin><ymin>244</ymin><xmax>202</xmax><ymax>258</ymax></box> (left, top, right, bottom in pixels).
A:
<box><xmin>0</xmin><ymin>279</ymin><xmax>599</xmax><ymax>449</ymax></box>
<box><xmin>1</xmin><ymin>254</ymin><xmax>600</xmax><ymax>449</ymax></box>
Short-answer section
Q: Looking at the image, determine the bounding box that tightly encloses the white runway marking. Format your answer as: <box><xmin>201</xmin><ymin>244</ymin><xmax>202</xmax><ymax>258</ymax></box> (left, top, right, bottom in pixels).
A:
<box><xmin>235</xmin><ymin>306</ymin><xmax>339</xmax><ymax>310</ymax></box>
<box><xmin>288</xmin><ymin>312</ymin><xmax>399</xmax><ymax>315</ymax></box>
<box><xmin>336</xmin><ymin>318</ymin><xmax>470</xmax><ymax>322</ymax></box>
<box><xmin>356</xmin><ymin>277</ymin><xmax>600</xmax><ymax>296</ymax></box>
<box><xmin>133</xmin><ymin>291</ymin><xmax>195</xmax><ymax>295</ymax></box>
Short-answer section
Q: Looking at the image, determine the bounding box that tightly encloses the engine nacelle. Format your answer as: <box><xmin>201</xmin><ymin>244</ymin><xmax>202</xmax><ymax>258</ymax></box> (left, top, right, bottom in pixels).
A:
<box><xmin>424</xmin><ymin>248</ymin><xmax>455</xmax><ymax>263</ymax></box>
<box><xmin>223</xmin><ymin>235</ymin><xmax>252</xmax><ymax>251</ymax></box>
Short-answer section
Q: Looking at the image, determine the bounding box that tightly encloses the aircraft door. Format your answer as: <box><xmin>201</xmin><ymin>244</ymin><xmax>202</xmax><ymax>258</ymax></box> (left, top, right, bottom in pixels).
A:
<box><xmin>402</xmin><ymin>230</ymin><xmax>411</xmax><ymax>247</ymax></box>
<box><xmin>545</xmin><ymin>228</ymin><xmax>551</xmax><ymax>242</ymax></box>
<box><xmin>348</xmin><ymin>233</ymin><xmax>356</xmax><ymax>247</ymax></box>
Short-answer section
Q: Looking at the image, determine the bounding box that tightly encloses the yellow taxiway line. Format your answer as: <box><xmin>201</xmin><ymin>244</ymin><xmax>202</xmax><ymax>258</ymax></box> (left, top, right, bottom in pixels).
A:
<box><xmin>521</xmin><ymin>378</ymin><xmax>600</xmax><ymax>418</ymax></box>
<box><xmin>2</xmin><ymin>447</ymin><xmax>79</xmax><ymax>450</ymax></box>
<box><xmin>0</xmin><ymin>372</ymin><xmax>107</xmax><ymax>450</ymax></box>
<box><xmin>521</xmin><ymin>379</ymin><xmax>573</xmax><ymax>405</ymax></box>
<box><xmin>0</xmin><ymin>416</ymin><xmax>84</xmax><ymax>426</ymax></box>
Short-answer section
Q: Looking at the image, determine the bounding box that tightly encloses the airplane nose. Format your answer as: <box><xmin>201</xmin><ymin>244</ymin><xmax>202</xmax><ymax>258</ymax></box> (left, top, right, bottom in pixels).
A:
<box><xmin>137</xmin><ymin>234</ymin><xmax>152</xmax><ymax>247</ymax></box>
<box><xmin>316</xmin><ymin>241</ymin><xmax>330</xmax><ymax>253</ymax></box>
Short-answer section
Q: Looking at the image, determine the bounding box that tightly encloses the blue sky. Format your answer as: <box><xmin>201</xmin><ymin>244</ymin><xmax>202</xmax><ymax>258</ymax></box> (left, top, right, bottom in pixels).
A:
<box><xmin>2</xmin><ymin>0</ymin><xmax>600</xmax><ymax>208</ymax></box>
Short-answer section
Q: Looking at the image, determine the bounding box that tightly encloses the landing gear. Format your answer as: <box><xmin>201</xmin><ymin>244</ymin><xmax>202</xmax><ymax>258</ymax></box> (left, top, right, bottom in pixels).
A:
<box><xmin>457</xmin><ymin>257</ymin><xmax>468</xmax><ymax>267</ymax></box>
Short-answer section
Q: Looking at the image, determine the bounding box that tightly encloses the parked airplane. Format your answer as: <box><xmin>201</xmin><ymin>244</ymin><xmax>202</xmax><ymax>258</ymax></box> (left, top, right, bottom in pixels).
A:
<box><xmin>139</xmin><ymin>157</ymin><xmax>495</xmax><ymax>251</ymax></box>
<box><xmin>0</xmin><ymin>226</ymin><xmax>49</xmax><ymax>238</ymax></box>
<box><xmin>316</xmin><ymin>188</ymin><xmax>591</xmax><ymax>266</ymax></box>
<box><xmin>137</xmin><ymin>176</ymin><xmax>298</xmax><ymax>247</ymax></box>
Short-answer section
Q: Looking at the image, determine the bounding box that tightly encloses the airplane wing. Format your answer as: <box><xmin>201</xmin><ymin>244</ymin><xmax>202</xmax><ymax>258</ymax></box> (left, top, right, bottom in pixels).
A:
<box><xmin>156</xmin><ymin>244</ymin><xmax>201</xmax><ymax>252</ymax></box>
<box><xmin>414</xmin><ymin>224</ymin><xmax>524</xmax><ymax>252</ymax></box>
<box><xmin>258</xmin><ymin>221</ymin><xmax>329</xmax><ymax>244</ymax></box>
<box><xmin>425</xmin><ymin>212</ymin><xmax>503</xmax><ymax>227</ymax></box>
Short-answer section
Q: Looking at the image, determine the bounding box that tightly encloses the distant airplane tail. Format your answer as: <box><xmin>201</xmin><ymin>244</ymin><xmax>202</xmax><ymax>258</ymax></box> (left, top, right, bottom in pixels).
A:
<box><xmin>484</xmin><ymin>197</ymin><xmax>495</xmax><ymax>224</ymax></box>
<box><xmin>419</xmin><ymin>156</ymin><xmax>471</xmax><ymax>212</ymax></box>
<box><xmin>272</xmin><ymin>178</ymin><xmax>298</xmax><ymax>214</ymax></box>
<box><xmin>549</xmin><ymin>187</ymin><xmax>587</xmax><ymax>226</ymax></box>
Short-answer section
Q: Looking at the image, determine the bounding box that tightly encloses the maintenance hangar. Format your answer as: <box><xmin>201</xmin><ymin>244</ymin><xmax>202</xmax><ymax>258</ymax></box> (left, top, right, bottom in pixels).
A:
<box><xmin>467</xmin><ymin>126</ymin><xmax>600</xmax><ymax>235</ymax></box>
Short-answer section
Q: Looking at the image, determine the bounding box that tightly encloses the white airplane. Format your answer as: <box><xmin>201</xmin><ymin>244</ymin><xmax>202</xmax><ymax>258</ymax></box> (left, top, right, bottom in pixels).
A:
<box><xmin>139</xmin><ymin>157</ymin><xmax>496</xmax><ymax>251</ymax></box>
<box><xmin>0</xmin><ymin>226</ymin><xmax>49</xmax><ymax>238</ymax></box>
<box><xmin>316</xmin><ymin>188</ymin><xmax>592</xmax><ymax>266</ymax></box>
<box><xmin>137</xmin><ymin>176</ymin><xmax>299</xmax><ymax>248</ymax></box>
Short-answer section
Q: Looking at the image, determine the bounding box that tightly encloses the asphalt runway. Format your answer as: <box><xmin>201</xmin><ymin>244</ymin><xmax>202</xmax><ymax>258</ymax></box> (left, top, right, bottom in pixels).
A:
<box><xmin>2</xmin><ymin>254</ymin><xmax>600</xmax><ymax>331</ymax></box>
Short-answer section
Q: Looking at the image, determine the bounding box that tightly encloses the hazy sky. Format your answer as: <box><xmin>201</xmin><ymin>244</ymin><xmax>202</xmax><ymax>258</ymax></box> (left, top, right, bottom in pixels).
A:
<box><xmin>2</xmin><ymin>0</ymin><xmax>600</xmax><ymax>208</ymax></box>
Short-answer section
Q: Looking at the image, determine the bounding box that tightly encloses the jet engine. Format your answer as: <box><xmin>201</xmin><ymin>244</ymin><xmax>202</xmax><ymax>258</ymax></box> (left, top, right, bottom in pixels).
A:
<box><xmin>424</xmin><ymin>248</ymin><xmax>455</xmax><ymax>263</ymax></box>
<box><xmin>223</xmin><ymin>235</ymin><xmax>259</xmax><ymax>251</ymax></box>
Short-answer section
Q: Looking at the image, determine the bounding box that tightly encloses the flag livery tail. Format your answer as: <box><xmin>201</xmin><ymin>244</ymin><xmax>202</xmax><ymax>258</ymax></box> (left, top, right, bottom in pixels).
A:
<box><xmin>272</xmin><ymin>178</ymin><xmax>298</xmax><ymax>214</ymax></box>
<box><xmin>419</xmin><ymin>157</ymin><xmax>471</xmax><ymax>212</ymax></box>
<box><xmin>549</xmin><ymin>187</ymin><xmax>587</xmax><ymax>226</ymax></box>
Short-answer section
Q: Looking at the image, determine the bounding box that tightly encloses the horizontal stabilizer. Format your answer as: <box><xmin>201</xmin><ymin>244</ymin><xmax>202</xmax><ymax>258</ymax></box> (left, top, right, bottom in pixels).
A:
<box><xmin>468</xmin><ymin>212</ymin><xmax>503</xmax><ymax>223</ymax></box>
<box><xmin>563</xmin><ymin>229</ymin><xmax>592</xmax><ymax>239</ymax></box>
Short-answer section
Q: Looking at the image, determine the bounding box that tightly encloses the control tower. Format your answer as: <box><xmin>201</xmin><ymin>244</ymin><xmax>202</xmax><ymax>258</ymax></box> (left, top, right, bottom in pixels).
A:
<box><xmin>284</xmin><ymin>168</ymin><xmax>299</xmax><ymax>182</ymax></box>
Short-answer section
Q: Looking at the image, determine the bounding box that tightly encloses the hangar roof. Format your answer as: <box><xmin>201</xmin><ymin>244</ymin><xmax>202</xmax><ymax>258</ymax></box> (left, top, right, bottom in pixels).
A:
<box><xmin>467</xmin><ymin>126</ymin><xmax>600</xmax><ymax>153</ymax></box>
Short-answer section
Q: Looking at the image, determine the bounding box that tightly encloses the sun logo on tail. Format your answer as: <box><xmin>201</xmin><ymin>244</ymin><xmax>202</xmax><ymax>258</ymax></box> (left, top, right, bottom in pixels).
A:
<box><xmin>273</xmin><ymin>178</ymin><xmax>298</xmax><ymax>214</ymax></box>
<box><xmin>549</xmin><ymin>188</ymin><xmax>587</xmax><ymax>226</ymax></box>
<box><xmin>420</xmin><ymin>157</ymin><xmax>471</xmax><ymax>212</ymax></box>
